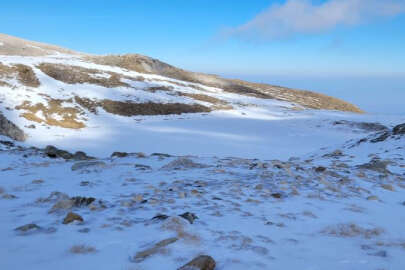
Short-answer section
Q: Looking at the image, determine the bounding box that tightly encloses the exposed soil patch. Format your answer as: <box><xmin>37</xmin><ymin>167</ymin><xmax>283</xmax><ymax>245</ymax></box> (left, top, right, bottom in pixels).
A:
<box><xmin>100</xmin><ymin>100</ymin><xmax>211</xmax><ymax>116</ymax></box>
<box><xmin>74</xmin><ymin>96</ymin><xmax>211</xmax><ymax>116</ymax></box>
<box><xmin>0</xmin><ymin>63</ymin><xmax>40</xmax><ymax>87</ymax></box>
<box><xmin>15</xmin><ymin>99</ymin><xmax>85</xmax><ymax>129</ymax></box>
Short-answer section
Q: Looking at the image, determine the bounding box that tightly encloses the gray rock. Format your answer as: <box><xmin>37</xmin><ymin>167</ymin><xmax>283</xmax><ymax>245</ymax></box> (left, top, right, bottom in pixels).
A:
<box><xmin>370</xmin><ymin>131</ymin><xmax>391</xmax><ymax>143</ymax></box>
<box><xmin>45</xmin><ymin>145</ymin><xmax>93</xmax><ymax>160</ymax></box>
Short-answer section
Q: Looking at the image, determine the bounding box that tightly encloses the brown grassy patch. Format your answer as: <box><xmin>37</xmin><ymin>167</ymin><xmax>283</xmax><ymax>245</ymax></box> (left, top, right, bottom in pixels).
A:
<box><xmin>0</xmin><ymin>63</ymin><xmax>39</xmax><ymax>87</ymax></box>
<box><xmin>69</xmin><ymin>244</ymin><xmax>97</xmax><ymax>254</ymax></box>
<box><xmin>74</xmin><ymin>96</ymin><xmax>212</xmax><ymax>116</ymax></box>
<box><xmin>15</xmin><ymin>99</ymin><xmax>85</xmax><ymax>129</ymax></box>
<box><xmin>100</xmin><ymin>100</ymin><xmax>211</xmax><ymax>116</ymax></box>
<box><xmin>14</xmin><ymin>64</ymin><xmax>40</xmax><ymax>87</ymax></box>
<box><xmin>37</xmin><ymin>63</ymin><xmax>129</xmax><ymax>88</ymax></box>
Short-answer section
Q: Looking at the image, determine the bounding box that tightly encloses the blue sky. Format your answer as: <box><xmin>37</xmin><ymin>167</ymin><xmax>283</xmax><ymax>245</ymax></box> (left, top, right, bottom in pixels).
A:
<box><xmin>1</xmin><ymin>0</ymin><xmax>405</xmax><ymax>113</ymax></box>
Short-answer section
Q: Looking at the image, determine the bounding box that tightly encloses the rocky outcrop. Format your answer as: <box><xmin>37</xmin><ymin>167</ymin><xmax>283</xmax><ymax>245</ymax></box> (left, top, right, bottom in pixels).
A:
<box><xmin>393</xmin><ymin>123</ymin><xmax>405</xmax><ymax>135</ymax></box>
<box><xmin>44</xmin><ymin>145</ymin><xmax>94</xmax><ymax>160</ymax></box>
<box><xmin>0</xmin><ymin>113</ymin><xmax>26</xmax><ymax>141</ymax></box>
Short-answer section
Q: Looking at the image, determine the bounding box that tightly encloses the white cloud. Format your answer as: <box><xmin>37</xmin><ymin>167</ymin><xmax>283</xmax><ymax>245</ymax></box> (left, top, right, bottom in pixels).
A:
<box><xmin>226</xmin><ymin>0</ymin><xmax>405</xmax><ymax>41</ymax></box>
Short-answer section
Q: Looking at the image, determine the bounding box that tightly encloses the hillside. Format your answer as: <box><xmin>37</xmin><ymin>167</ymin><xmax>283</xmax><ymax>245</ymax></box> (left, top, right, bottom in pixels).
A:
<box><xmin>1</xmin><ymin>33</ymin><xmax>404</xmax><ymax>270</ymax></box>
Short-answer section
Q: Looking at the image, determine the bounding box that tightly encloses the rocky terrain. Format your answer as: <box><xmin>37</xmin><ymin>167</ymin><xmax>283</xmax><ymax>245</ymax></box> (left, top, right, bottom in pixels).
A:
<box><xmin>0</xmin><ymin>122</ymin><xmax>404</xmax><ymax>269</ymax></box>
<box><xmin>1</xmin><ymin>33</ymin><xmax>404</xmax><ymax>269</ymax></box>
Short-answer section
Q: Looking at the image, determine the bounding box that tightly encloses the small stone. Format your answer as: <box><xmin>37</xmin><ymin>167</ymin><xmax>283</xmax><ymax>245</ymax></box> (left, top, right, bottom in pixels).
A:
<box><xmin>315</xmin><ymin>166</ymin><xmax>326</xmax><ymax>173</ymax></box>
<box><xmin>178</xmin><ymin>255</ymin><xmax>216</xmax><ymax>270</ymax></box>
<box><xmin>132</xmin><ymin>237</ymin><xmax>178</xmax><ymax>262</ymax></box>
<box><xmin>367</xmin><ymin>195</ymin><xmax>379</xmax><ymax>201</ymax></box>
<box><xmin>152</xmin><ymin>214</ymin><xmax>169</xmax><ymax>221</ymax></box>
<box><xmin>271</xmin><ymin>193</ymin><xmax>282</xmax><ymax>199</ymax></box>
<box><xmin>179</xmin><ymin>212</ymin><xmax>198</xmax><ymax>224</ymax></box>
<box><xmin>15</xmin><ymin>223</ymin><xmax>41</xmax><ymax>232</ymax></box>
<box><xmin>63</xmin><ymin>212</ymin><xmax>84</xmax><ymax>224</ymax></box>
<box><xmin>32</xmin><ymin>179</ymin><xmax>44</xmax><ymax>184</ymax></box>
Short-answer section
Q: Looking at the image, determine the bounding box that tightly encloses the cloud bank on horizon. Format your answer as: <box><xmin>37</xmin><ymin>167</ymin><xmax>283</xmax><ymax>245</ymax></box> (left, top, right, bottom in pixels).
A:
<box><xmin>226</xmin><ymin>0</ymin><xmax>405</xmax><ymax>41</ymax></box>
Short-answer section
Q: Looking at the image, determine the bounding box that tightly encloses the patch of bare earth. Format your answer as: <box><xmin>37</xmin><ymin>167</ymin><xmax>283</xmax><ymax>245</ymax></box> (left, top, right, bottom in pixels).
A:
<box><xmin>37</xmin><ymin>63</ymin><xmax>132</xmax><ymax>88</ymax></box>
<box><xmin>0</xmin><ymin>63</ymin><xmax>40</xmax><ymax>87</ymax></box>
<box><xmin>100</xmin><ymin>100</ymin><xmax>211</xmax><ymax>116</ymax></box>
<box><xmin>74</xmin><ymin>96</ymin><xmax>211</xmax><ymax>116</ymax></box>
<box><xmin>15</xmin><ymin>99</ymin><xmax>85</xmax><ymax>129</ymax></box>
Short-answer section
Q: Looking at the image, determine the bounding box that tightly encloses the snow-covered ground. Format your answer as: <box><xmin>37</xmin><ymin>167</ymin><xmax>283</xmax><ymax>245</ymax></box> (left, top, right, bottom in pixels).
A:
<box><xmin>0</xmin><ymin>129</ymin><xmax>404</xmax><ymax>269</ymax></box>
<box><xmin>1</xmin><ymin>52</ymin><xmax>405</xmax><ymax>270</ymax></box>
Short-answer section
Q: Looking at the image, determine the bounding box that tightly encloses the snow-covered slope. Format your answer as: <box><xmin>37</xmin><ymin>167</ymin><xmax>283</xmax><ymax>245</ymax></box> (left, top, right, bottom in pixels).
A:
<box><xmin>0</xmin><ymin>33</ymin><xmax>373</xmax><ymax>158</ymax></box>
<box><xmin>1</xmin><ymin>34</ymin><xmax>404</xmax><ymax>270</ymax></box>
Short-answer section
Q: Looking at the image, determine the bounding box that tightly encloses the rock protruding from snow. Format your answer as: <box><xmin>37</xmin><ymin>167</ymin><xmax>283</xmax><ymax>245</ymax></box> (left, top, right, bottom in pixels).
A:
<box><xmin>0</xmin><ymin>113</ymin><xmax>26</xmax><ymax>141</ymax></box>
<box><xmin>178</xmin><ymin>255</ymin><xmax>216</xmax><ymax>270</ymax></box>
<box><xmin>393</xmin><ymin>123</ymin><xmax>405</xmax><ymax>135</ymax></box>
<box><xmin>44</xmin><ymin>145</ymin><xmax>93</xmax><ymax>160</ymax></box>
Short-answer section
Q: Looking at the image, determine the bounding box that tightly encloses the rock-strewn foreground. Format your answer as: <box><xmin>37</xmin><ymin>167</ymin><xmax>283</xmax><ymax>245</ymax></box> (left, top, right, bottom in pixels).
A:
<box><xmin>1</xmin><ymin>123</ymin><xmax>404</xmax><ymax>270</ymax></box>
